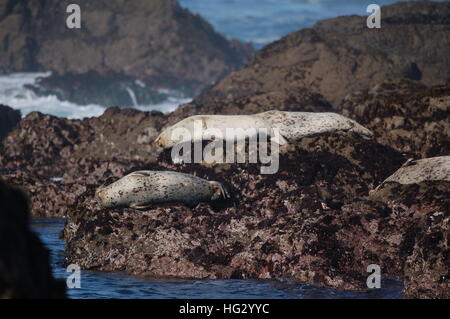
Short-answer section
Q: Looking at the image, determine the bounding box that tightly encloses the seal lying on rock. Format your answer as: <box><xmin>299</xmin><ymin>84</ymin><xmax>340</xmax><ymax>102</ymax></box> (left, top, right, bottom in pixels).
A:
<box><xmin>375</xmin><ymin>156</ymin><xmax>450</xmax><ymax>188</ymax></box>
<box><xmin>256</xmin><ymin>110</ymin><xmax>374</xmax><ymax>141</ymax></box>
<box><xmin>95</xmin><ymin>170</ymin><xmax>230</xmax><ymax>210</ymax></box>
<box><xmin>155</xmin><ymin>114</ymin><xmax>278</xmax><ymax>148</ymax></box>
<box><xmin>155</xmin><ymin>111</ymin><xmax>373</xmax><ymax>148</ymax></box>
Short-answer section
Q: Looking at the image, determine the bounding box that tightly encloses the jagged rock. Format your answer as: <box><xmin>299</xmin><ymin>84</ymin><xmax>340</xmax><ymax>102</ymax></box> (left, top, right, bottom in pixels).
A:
<box><xmin>0</xmin><ymin>104</ymin><xmax>21</xmax><ymax>141</ymax></box>
<box><xmin>0</xmin><ymin>107</ymin><xmax>167</xmax><ymax>177</ymax></box>
<box><xmin>0</xmin><ymin>179</ymin><xmax>66</xmax><ymax>298</ymax></box>
<box><xmin>193</xmin><ymin>1</ymin><xmax>450</xmax><ymax>107</ymax></box>
<box><xmin>338</xmin><ymin>80</ymin><xmax>450</xmax><ymax>158</ymax></box>
<box><xmin>0</xmin><ymin>0</ymin><xmax>253</xmax><ymax>98</ymax></box>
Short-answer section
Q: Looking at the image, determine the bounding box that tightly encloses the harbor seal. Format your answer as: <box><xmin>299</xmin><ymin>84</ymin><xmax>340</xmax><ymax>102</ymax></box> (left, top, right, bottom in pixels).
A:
<box><xmin>254</xmin><ymin>110</ymin><xmax>374</xmax><ymax>141</ymax></box>
<box><xmin>95</xmin><ymin>170</ymin><xmax>230</xmax><ymax>210</ymax></box>
<box><xmin>155</xmin><ymin>111</ymin><xmax>373</xmax><ymax>149</ymax></box>
<box><xmin>154</xmin><ymin>114</ymin><xmax>282</xmax><ymax>149</ymax></box>
<box><xmin>376</xmin><ymin>156</ymin><xmax>450</xmax><ymax>187</ymax></box>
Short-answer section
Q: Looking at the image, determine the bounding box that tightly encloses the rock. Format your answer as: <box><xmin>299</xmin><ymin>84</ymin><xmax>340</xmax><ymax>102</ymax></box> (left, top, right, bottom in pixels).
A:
<box><xmin>0</xmin><ymin>111</ymin><xmax>91</xmax><ymax>177</ymax></box>
<box><xmin>0</xmin><ymin>104</ymin><xmax>21</xmax><ymax>141</ymax></box>
<box><xmin>63</xmin><ymin>132</ymin><xmax>406</xmax><ymax>290</ymax></box>
<box><xmin>0</xmin><ymin>107</ymin><xmax>167</xmax><ymax>177</ymax></box>
<box><xmin>403</xmin><ymin>211</ymin><xmax>449</xmax><ymax>299</ymax></box>
<box><xmin>0</xmin><ymin>0</ymin><xmax>253</xmax><ymax>98</ymax></box>
<box><xmin>193</xmin><ymin>1</ymin><xmax>450</xmax><ymax>107</ymax></box>
<box><xmin>0</xmin><ymin>179</ymin><xmax>66</xmax><ymax>298</ymax></box>
<box><xmin>338</xmin><ymin>80</ymin><xmax>450</xmax><ymax>158</ymax></box>
<box><xmin>369</xmin><ymin>156</ymin><xmax>450</xmax><ymax>298</ymax></box>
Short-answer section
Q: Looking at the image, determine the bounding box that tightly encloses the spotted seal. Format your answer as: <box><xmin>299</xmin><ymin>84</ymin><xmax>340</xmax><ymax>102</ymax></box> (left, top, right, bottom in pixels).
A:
<box><xmin>376</xmin><ymin>156</ymin><xmax>450</xmax><ymax>188</ymax></box>
<box><xmin>155</xmin><ymin>114</ymin><xmax>279</xmax><ymax>148</ymax></box>
<box><xmin>95</xmin><ymin>170</ymin><xmax>230</xmax><ymax>210</ymax></box>
<box><xmin>155</xmin><ymin>111</ymin><xmax>373</xmax><ymax>149</ymax></box>
<box><xmin>255</xmin><ymin>110</ymin><xmax>374</xmax><ymax>141</ymax></box>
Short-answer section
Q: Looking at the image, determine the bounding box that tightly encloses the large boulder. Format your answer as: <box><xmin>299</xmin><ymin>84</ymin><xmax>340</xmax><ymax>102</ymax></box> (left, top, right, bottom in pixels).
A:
<box><xmin>193</xmin><ymin>1</ymin><xmax>450</xmax><ymax>107</ymax></box>
<box><xmin>0</xmin><ymin>179</ymin><xmax>66</xmax><ymax>298</ymax></box>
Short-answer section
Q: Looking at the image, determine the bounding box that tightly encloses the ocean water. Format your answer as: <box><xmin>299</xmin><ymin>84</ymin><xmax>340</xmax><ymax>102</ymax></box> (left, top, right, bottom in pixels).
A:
<box><xmin>32</xmin><ymin>219</ymin><xmax>403</xmax><ymax>299</ymax></box>
<box><xmin>0</xmin><ymin>0</ymin><xmax>440</xmax><ymax>119</ymax></box>
<box><xmin>0</xmin><ymin>73</ymin><xmax>191</xmax><ymax>119</ymax></box>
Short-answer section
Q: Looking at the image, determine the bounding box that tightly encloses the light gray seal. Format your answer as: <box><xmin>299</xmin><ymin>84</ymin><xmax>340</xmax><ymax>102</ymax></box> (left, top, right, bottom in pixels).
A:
<box><xmin>255</xmin><ymin>110</ymin><xmax>374</xmax><ymax>141</ymax></box>
<box><xmin>375</xmin><ymin>156</ymin><xmax>450</xmax><ymax>188</ymax></box>
<box><xmin>95</xmin><ymin>170</ymin><xmax>230</xmax><ymax>210</ymax></box>
<box><xmin>155</xmin><ymin>110</ymin><xmax>373</xmax><ymax>149</ymax></box>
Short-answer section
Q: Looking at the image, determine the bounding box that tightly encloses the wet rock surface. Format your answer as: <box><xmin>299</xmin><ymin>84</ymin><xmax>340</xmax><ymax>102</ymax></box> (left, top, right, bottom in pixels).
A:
<box><xmin>172</xmin><ymin>88</ymin><xmax>333</xmax><ymax>124</ymax></box>
<box><xmin>0</xmin><ymin>179</ymin><xmax>66</xmax><ymax>298</ymax></box>
<box><xmin>193</xmin><ymin>2</ymin><xmax>450</xmax><ymax>107</ymax></box>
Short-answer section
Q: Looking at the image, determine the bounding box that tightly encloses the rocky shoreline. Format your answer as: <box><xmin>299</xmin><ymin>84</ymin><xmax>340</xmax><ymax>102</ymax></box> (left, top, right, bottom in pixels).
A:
<box><xmin>0</xmin><ymin>1</ymin><xmax>449</xmax><ymax>298</ymax></box>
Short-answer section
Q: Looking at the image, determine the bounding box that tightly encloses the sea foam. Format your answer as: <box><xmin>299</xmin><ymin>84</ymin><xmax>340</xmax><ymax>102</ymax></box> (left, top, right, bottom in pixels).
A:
<box><xmin>0</xmin><ymin>73</ymin><xmax>191</xmax><ymax>119</ymax></box>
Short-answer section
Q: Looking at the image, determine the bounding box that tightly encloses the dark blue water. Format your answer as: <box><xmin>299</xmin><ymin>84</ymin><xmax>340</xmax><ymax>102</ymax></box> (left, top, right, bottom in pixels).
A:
<box><xmin>32</xmin><ymin>219</ymin><xmax>403</xmax><ymax>299</ymax></box>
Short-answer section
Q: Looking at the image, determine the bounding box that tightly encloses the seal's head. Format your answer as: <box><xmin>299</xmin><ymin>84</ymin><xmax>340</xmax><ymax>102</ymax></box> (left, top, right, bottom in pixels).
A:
<box><xmin>155</xmin><ymin>118</ymin><xmax>197</xmax><ymax>149</ymax></box>
<box><xmin>95</xmin><ymin>186</ymin><xmax>112</xmax><ymax>208</ymax></box>
<box><xmin>155</xmin><ymin>130</ymin><xmax>174</xmax><ymax>148</ymax></box>
<box><xmin>95</xmin><ymin>177</ymin><xmax>121</xmax><ymax>208</ymax></box>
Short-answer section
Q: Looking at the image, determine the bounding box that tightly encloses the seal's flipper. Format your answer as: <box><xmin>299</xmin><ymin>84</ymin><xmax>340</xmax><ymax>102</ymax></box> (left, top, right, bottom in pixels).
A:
<box><xmin>130</xmin><ymin>202</ymin><xmax>153</xmax><ymax>210</ymax></box>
